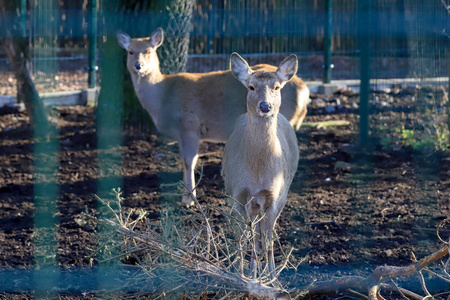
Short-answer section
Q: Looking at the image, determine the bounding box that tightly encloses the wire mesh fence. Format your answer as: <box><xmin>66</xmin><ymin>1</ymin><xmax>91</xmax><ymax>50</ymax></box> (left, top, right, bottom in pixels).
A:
<box><xmin>1</xmin><ymin>0</ymin><xmax>448</xmax><ymax>89</ymax></box>
<box><xmin>0</xmin><ymin>0</ymin><xmax>450</xmax><ymax>299</ymax></box>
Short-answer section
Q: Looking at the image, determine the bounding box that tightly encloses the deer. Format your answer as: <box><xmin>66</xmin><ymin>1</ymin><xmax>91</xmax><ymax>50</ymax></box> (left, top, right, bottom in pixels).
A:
<box><xmin>117</xmin><ymin>27</ymin><xmax>308</xmax><ymax>206</ymax></box>
<box><xmin>221</xmin><ymin>53</ymin><xmax>300</xmax><ymax>278</ymax></box>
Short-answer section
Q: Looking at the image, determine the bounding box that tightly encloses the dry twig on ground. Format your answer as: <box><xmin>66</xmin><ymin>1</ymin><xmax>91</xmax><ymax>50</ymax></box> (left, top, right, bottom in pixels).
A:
<box><xmin>92</xmin><ymin>187</ymin><xmax>296</xmax><ymax>299</ymax></box>
<box><xmin>92</xmin><ymin>186</ymin><xmax>450</xmax><ymax>299</ymax></box>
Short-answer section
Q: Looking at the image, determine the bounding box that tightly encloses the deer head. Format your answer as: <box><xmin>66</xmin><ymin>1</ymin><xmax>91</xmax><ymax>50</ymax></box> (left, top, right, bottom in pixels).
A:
<box><xmin>117</xmin><ymin>28</ymin><xmax>164</xmax><ymax>77</ymax></box>
<box><xmin>230</xmin><ymin>52</ymin><xmax>298</xmax><ymax>119</ymax></box>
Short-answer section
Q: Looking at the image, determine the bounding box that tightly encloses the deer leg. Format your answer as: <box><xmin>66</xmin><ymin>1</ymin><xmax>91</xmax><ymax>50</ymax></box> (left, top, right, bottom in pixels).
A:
<box><xmin>245</xmin><ymin>196</ymin><xmax>262</xmax><ymax>279</ymax></box>
<box><xmin>248</xmin><ymin>215</ymin><xmax>260</xmax><ymax>279</ymax></box>
<box><xmin>260</xmin><ymin>210</ymin><xmax>277</xmax><ymax>278</ymax></box>
<box><xmin>178</xmin><ymin>133</ymin><xmax>199</xmax><ymax>206</ymax></box>
<box><xmin>233</xmin><ymin>202</ymin><xmax>247</xmax><ymax>276</ymax></box>
<box><xmin>229</xmin><ymin>190</ymin><xmax>250</xmax><ymax>276</ymax></box>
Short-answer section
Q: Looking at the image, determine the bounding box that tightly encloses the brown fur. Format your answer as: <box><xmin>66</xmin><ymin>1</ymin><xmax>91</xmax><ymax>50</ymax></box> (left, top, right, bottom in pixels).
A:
<box><xmin>117</xmin><ymin>28</ymin><xmax>308</xmax><ymax>206</ymax></box>
<box><xmin>222</xmin><ymin>53</ymin><xmax>300</xmax><ymax>278</ymax></box>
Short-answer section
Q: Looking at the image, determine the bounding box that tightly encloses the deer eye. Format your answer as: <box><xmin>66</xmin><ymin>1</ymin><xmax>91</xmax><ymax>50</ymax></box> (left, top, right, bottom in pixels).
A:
<box><xmin>274</xmin><ymin>85</ymin><xmax>280</xmax><ymax>90</ymax></box>
<box><xmin>128</xmin><ymin>51</ymin><xmax>134</xmax><ymax>55</ymax></box>
<box><xmin>248</xmin><ymin>85</ymin><xmax>255</xmax><ymax>91</ymax></box>
<box><xmin>145</xmin><ymin>49</ymin><xmax>151</xmax><ymax>54</ymax></box>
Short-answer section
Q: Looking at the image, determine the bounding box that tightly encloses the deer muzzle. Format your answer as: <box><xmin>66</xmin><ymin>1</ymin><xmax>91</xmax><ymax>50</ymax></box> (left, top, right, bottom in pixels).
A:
<box><xmin>135</xmin><ymin>62</ymin><xmax>142</xmax><ymax>71</ymax></box>
<box><xmin>259</xmin><ymin>102</ymin><xmax>271</xmax><ymax>113</ymax></box>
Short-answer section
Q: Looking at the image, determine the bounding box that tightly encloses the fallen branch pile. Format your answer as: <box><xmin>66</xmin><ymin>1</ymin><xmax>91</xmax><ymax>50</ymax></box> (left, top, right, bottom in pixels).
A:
<box><xmin>92</xmin><ymin>187</ymin><xmax>295</xmax><ymax>299</ymax></box>
<box><xmin>92</xmin><ymin>188</ymin><xmax>450</xmax><ymax>299</ymax></box>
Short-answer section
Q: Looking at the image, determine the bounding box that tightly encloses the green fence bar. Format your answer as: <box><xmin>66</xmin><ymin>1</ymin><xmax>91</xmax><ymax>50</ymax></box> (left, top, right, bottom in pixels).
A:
<box><xmin>88</xmin><ymin>0</ymin><xmax>98</xmax><ymax>88</ymax></box>
<box><xmin>17</xmin><ymin>0</ymin><xmax>27</xmax><ymax>103</ymax></box>
<box><xmin>96</xmin><ymin>0</ymin><xmax>124</xmax><ymax>292</ymax></box>
<box><xmin>33</xmin><ymin>125</ymin><xmax>59</xmax><ymax>299</ymax></box>
<box><xmin>358</xmin><ymin>0</ymin><xmax>371</xmax><ymax>148</ymax></box>
<box><xmin>448</xmin><ymin>52</ymin><xmax>450</xmax><ymax>135</ymax></box>
<box><xmin>323</xmin><ymin>0</ymin><xmax>333</xmax><ymax>83</ymax></box>
<box><xmin>30</xmin><ymin>1</ymin><xmax>59</xmax><ymax>297</ymax></box>
<box><xmin>20</xmin><ymin>0</ymin><xmax>26</xmax><ymax>37</ymax></box>
<box><xmin>32</xmin><ymin>0</ymin><xmax>58</xmax><ymax>75</ymax></box>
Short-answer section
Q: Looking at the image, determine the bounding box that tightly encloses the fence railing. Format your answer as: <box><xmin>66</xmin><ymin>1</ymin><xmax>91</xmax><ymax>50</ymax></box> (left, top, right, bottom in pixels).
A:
<box><xmin>0</xmin><ymin>1</ymin><xmax>449</xmax><ymax>297</ymax></box>
<box><xmin>1</xmin><ymin>1</ymin><xmax>448</xmax><ymax>83</ymax></box>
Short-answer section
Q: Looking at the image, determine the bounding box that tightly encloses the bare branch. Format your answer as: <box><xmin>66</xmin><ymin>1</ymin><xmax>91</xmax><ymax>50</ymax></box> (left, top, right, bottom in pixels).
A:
<box><xmin>437</xmin><ymin>218</ymin><xmax>450</xmax><ymax>246</ymax></box>
<box><xmin>95</xmin><ymin>190</ymin><xmax>450</xmax><ymax>299</ymax></box>
<box><xmin>422</xmin><ymin>267</ymin><xmax>450</xmax><ymax>283</ymax></box>
<box><xmin>93</xmin><ymin>189</ymin><xmax>292</xmax><ymax>298</ymax></box>
<box><xmin>417</xmin><ymin>270</ymin><xmax>432</xmax><ymax>298</ymax></box>
<box><xmin>381</xmin><ymin>282</ymin><xmax>423</xmax><ymax>300</ymax></box>
<box><xmin>368</xmin><ymin>284</ymin><xmax>384</xmax><ymax>300</ymax></box>
<box><xmin>300</xmin><ymin>245</ymin><xmax>450</xmax><ymax>299</ymax></box>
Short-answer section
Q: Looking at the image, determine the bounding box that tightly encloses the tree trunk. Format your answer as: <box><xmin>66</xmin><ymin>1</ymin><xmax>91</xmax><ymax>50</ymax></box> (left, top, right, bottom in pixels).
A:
<box><xmin>0</xmin><ymin>0</ymin><xmax>48</xmax><ymax>131</ymax></box>
<box><xmin>157</xmin><ymin>0</ymin><xmax>194</xmax><ymax>74</ymax></box>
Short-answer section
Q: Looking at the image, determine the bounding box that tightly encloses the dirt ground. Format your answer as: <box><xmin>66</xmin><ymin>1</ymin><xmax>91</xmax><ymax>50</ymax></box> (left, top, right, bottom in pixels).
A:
<box><xmin>1</xmin><ymin>86</ymin><xmax>450</xmax><ymax>299</ymax></box>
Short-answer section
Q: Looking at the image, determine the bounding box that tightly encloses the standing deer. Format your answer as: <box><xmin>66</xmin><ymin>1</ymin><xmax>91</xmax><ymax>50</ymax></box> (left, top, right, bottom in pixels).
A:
<box><xmin>221</xmin><ymin>53</ymin><xmax>300</xmax><ymax>277</ymax></box>
<box><xmin>117</xmin><ymin>27</ymin><xmax>308</xmax><ymax>206</ymax></box>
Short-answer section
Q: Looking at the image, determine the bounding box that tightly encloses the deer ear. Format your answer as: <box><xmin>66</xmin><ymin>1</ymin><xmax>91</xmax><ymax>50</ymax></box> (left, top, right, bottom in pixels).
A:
<box><xmin>276</xmin><ymin>54</ymin><xmax>298</xmax><ymax>84</ymax></box>
<box><xmin>117</xmin><ymin>31</ymin><xmax>131</xmax><ymax>50</ymax></box>
<box><xmin>150</xmin><ymin>27</ymin><xmax>164</xmax><ymax>48</ymax></box>
<box><xmin>230</xmin><ymin>52</ymin><xmax>253</xmax><ymax>86</ymax></box>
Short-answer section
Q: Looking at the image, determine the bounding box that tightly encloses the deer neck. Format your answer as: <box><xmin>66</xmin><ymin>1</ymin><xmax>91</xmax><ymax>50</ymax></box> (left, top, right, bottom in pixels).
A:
<box><xmin>129</xmin><ymin>53</ymin><xmax>165</xmax><ymax>128</ymax></box>
<box><xmin>243</xmin><ymin>114</ymin><xmax>281</xmax><ymax>171</ymax></box>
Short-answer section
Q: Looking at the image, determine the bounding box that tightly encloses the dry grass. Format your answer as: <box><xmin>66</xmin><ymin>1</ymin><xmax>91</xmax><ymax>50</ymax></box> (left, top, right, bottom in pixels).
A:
<box><xmin>88</xmin><ymin>185</ymin><xmax>450</xmax><ymax>299</ymax></box>
<box><xmin>89</xmin><ymin>186</ymin><xmax>298</xmax><ymax>299</ymax></box>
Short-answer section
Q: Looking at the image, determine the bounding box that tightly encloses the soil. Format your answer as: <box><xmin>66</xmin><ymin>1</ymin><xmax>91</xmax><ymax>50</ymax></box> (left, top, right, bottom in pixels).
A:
<box><xmin>0</xmin><ymin>86</ymin><xmax>450</xmax><ymax>299</ymax></box>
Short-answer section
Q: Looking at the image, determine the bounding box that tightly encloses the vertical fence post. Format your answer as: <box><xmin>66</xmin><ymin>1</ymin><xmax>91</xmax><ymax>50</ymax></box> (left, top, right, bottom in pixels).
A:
<box><xmin>358</xmin><ymin>0</ymin><xmax>371</xmax><ymax>148</ymax></box>
<box><xmin>18</xmin><ymin>0</ymin><xmax>27</xmax><ymax>103</ymax></box>
<box><xmin>445</xmin><ymin>4</ymin><xmax>450</xmax><ymax>136</ymax></box>
<box><xmin>96</xmin><ymin>1</ymin><xmax>124</xmax><ymax>294</ymax></box>
<box><xmin>31</xmin><ymin>1</ymin><xmax>59</xmax><ymax>297</ymax></box>
<box><xmin>206</xmin><ymin>0</ymin><xmax>217</xmax><ymax>55</ymax></box>
<box><xmin>88</xmin><ymin>0</ymin><xmax>97</xmax><ymax>88</ymax></box>
<box><xmin>323</xmin><ymin>0</ymin><xmax>333</xmax><ymax>83</ymax></box>
<box><xmin>20</xmin><ymin>0</ymin><xmax>27</xmax><ymax>37</ymax></box>
<box><xmin>33</xmin><ymin>132</ymin><xmax>59</xmax><ymax>299</ymax></box>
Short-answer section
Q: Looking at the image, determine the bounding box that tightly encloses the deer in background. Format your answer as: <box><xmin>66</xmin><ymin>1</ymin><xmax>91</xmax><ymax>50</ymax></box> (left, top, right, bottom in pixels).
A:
<box><xmin>221</xmin><ymin>53</ymin><xmax>300</xmax><ymax>278</ymax></box>
<box><xmin>117</xmin><ymin>27</ymin><xmax>308</xmax><ymax>206</ymax></box>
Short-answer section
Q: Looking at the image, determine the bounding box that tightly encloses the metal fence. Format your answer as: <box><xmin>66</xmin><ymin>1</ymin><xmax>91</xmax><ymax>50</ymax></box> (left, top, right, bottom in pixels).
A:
<box><xmin>4</xmin><ymin>0</ymin><xmax>445</xmax><ymax>145</ymax></box>
<box><xmin>1</xmin><ymin>0</ymin><xmax>448</xmax><ymax>86</ymax></box>
<box><xmin>0</xmin><ymin>0</ymin><xmax>450</xmax><ymax>298</ymax></box>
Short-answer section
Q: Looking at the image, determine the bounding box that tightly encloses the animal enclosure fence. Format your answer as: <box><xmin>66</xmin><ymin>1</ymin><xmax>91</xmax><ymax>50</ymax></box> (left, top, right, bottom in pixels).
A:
<box><xmin>0</xmin><ymin>0</ymin><xmax>449</xmax><ymax>298</ymax></box>
<box><xmin>2</xmin><ymin>1</ymin><xmax>448</xmax><ymax>83</ymax></box>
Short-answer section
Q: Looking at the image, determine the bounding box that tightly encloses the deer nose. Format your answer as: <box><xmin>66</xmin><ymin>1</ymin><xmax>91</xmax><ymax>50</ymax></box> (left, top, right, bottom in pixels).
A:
<box><xmin>135</xmin><ymin>63</ymin><xmax>142</xmax><ymax>71</ymax></box>
<box><xmin>259</xmin><ymin>102</ymin><xmax>271</xmax><ymax>113</ymax></box>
